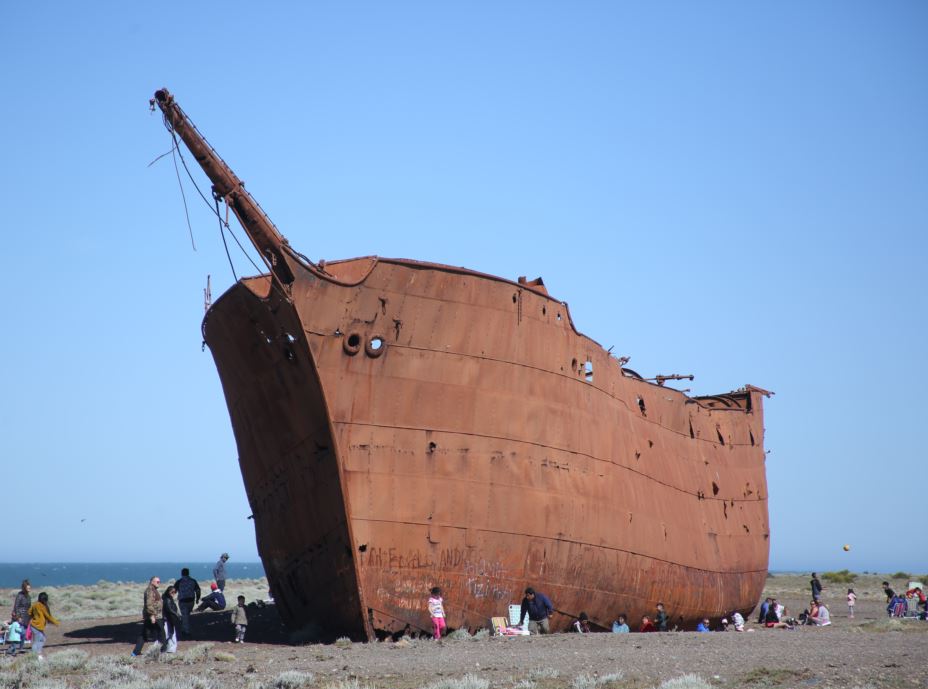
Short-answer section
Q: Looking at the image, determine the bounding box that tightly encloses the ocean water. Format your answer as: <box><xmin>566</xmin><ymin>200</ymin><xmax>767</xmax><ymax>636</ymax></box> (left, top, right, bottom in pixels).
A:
<box><xmin>0</xmin><ymin>562</ymin><xmax>265</xmax><ymax>589</ymax></box>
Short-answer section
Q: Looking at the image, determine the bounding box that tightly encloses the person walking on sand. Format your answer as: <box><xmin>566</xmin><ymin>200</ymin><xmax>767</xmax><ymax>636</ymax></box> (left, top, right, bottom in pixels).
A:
<box><xmin>161</xmin><ymin>585</ymin><xmax>182</xmax><ymax>653</ymax></box>
<box><xmin>517</xmin><ymin>587</ymin><xmax>554</xmax><ymax>635</ymax></box>
<box><xmin>213</xmin><ymin>553</ymin><xmax>229</xmax><ymax>592</ymax></box>
<box><xmin>131</xmin><ymin>576</ymin><xmax>166</xmax><ymax>656</ymax></box>
<box><xmin>847</xmin><ymin>588</ymin><xmax>857</xmax><ymax>619</ymax></box>
<box><xmin>427</xmin><ymin>587</ymin><xmax>446</xmax><ymax>640</ymax></box>
<box><xmin>175</xmin><ymin>567</ymin><xmax>201</xmax><ymax>637</ymax></box>
<box><xmin>28</xmin><ymin>592</ymin><xmax>59</xmax><ymax>659</ymax></box>
<box><xmin>12</xmin><ymin>580</ymin><xmax>31</xmax><ymax>647</ymax></box>
<box><xmin>232</xmin><ymin>595</ymin><xmax>248</xmax><ymax>642</ymax></box>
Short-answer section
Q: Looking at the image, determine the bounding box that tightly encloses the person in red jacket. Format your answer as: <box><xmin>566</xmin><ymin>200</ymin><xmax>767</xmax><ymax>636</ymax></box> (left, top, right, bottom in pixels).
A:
<box><xmin>906</xmin><ymin>587</ymin><xmax>927</xmax><ymax>617</ymax></box>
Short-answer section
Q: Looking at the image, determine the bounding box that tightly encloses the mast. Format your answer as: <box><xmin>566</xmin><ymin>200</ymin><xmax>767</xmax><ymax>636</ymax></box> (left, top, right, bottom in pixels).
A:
<box><xmin>152</xmin><ymin>88</ymin><xmax>295</xmax><ymax>286</ymax></box>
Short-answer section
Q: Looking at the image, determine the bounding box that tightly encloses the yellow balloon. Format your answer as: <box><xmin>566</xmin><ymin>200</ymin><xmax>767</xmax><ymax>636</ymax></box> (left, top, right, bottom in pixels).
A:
<box><xmin>843</xmin><ymin>544</ymin><xmax>850</xmax><ymax>551</ymax></box>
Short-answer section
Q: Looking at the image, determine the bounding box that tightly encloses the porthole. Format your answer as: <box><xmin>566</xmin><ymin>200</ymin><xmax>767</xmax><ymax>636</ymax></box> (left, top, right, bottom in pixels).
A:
<box><xmin>343</xmin><ymin>332</ymin><xmax>362</xmax><ymax>355</ymax></box>
<box><xmin>365</xmin><ymin>335</ymin><xmax>386</xmax><ymax>358</ymax></box>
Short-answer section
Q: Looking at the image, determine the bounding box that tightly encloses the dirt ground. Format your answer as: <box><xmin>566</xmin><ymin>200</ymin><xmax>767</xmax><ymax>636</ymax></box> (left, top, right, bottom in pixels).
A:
<box><xmin>4</xmin><ymin>575</ymin><xmax>927</xmax><ymax>689</ymax></box>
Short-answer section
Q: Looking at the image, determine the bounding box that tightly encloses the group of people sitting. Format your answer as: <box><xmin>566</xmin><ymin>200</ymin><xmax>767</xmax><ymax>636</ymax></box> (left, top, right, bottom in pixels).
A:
<box><xmin>883</xmin><ymin>581</ymin><xmax>927</xmax><ymax>619</ymax></box>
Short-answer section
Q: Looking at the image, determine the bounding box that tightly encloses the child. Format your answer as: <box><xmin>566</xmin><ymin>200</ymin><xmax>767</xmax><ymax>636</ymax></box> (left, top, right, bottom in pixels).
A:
<box><xmin>847</xmin><ymin>588</ymin><xmax>857</xmax><ymax>619</ymax></box>
<box><xmin>6</xmin><ymin>615</ymin><xmax>24</xmax><ymax>655</ymax></box>
<box><xmin>571</xmin><ymin>612</ymin><xmax>591</xmax><ymax>633</ymax></box>
<box><xmin>27</xmin><ymin>592</ymin><xmax>59</xmax><ymax>659</ymax></box>
<box><xmin>427</xmin><ymin>587</ymin><xmax>446</xmax><ymax>640</ymax></box>
<box><xmin>232</xmin><ymin>595</ymin><xmax>248</xmax><ymax>642</ymax></box>
<box><xmin>611</xmin><ymin>614</ymin><xmax>629</xmax><ymax>633</ymax></box>
<box><xmin>654</xmin><ymin>602</ymin><xmax>668</xmax><ymax>632</ymax></box>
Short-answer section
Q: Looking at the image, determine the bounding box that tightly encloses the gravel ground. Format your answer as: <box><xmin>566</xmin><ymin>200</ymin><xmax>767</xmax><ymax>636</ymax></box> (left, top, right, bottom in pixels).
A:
<box><xmin>2</xmin><ymin>575</ymin><xmax>925</xmax><ymax>689</ymax></box>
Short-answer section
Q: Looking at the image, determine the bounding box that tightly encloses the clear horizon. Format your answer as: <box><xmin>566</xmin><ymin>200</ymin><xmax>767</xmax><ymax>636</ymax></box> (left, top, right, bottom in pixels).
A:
<box><xmin>2</xmin><ymin>2</ymin><xmax>925</xmax><ymax>572</ymax></box>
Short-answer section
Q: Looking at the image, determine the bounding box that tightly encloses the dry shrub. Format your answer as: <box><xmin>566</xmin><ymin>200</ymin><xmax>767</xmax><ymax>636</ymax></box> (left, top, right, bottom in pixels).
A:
<box><xmin>214</xmin><ymin>651</ymin><xmax>237</xmax><ymax>662</ymax></box>
<box><xmin>181</xmin><ymin>642</ymin><xmax>215</xmax><ymax>665</ymax></box>
<box><xmin>263</xmin><ymin>670</ymin><xmax>316</xmax><ymax>689</ymax></box>
<box><xmin>821</xmin><ymin>570</ymin><xmax>856</xmax><ymax>584</ymax></box>
<box><xmin>529</xmin><ymin>668</ymin><xmax>560</xmax><ymax>680</ymax></box>
<box><xmin>335</xmin><ymin>636</ymin><xmax>353</xmax><ymax>648</ymax></box>
<box><xmin>324</xmin><ymin>680</ymin><xmax>376</xmax><ymax>689</ymax></box>
<box><xmin>656</xmin><ymin>675</ymin><xmax>713</xmax><ymax>689</ymax></box>
<box><xmin>513</xmin><ymin>681</ymin><xmax>537</xmax><ymax>689</ymax></box>
<box><xmin>45</xmin><ymin>648</ymin><xmax>89</xmax><ymax>673</ymax></box>
<box><xmin>426</xmin><ymin>674</ymin><xmax>490</xmax><ymax>689</ymax></box>
<box><xmin>446</xmin><ymin>628</ymin><xmax>472</xmax><ymax>640</ymax></box>
<box><xmin>471</xmin><ymin>629</ymin><xmax>489</xmax><ymax>640</ymax></box>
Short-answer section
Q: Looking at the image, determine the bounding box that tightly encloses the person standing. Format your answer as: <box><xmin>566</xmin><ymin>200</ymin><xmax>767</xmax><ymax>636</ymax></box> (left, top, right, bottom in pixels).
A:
<box><xmin>517</xmin><ymin>587</ymin><xmax>554</xmax><ymax>634</ymax></box>
<box><xmin>213</xmin><ymin>554</ymin><xmax>229</xmax><ymax>592</ymax></box>
<box><xmin>847</xmin><ymin>588</ymin><xmax>857</xmax><ymax>619</ymax></box>
<box><xmin>175</xmin><ymin>568</ymin><xmax>201</xmax><ymax>637</ymax></box>
<box><xmin>427</xmin><ymin>587</ymin><xmax>446</xmax><ymax>640</ymax></box>
<box><xmin>12</xmin><ymin>580</ymin><xmax>31</xmax><ymax>647</ymax></box>
<box><xmin>810</xmin><ymin>573</ymin><xmax>823</xmax><ymax>601</ymax></box>
<box><xmin>131</xmin><ymin>576</ymin><xmax>166</xmax><ymax>657</ymax></box>
<box><xmin>654</xmin><ymin>602</ymin><xmax>669</xmax><ymax>632</ymax></box>
<box><xmin>28</xmin><ymin>592</ymin><xmax>59</xmax><ymax>659</ymax></box>
<box><xmin>6</xmin><ymin>615</ymin><xmax>24</xmax><ymax>655</ymax></box>
<box><xmin>232</xmin><ymin>595</ymin><xmax>248</xmax><ymax>643</ymax></box>
<box><xmin>161</xmin><ymin>586</ymin><xmax>182</xmax><ymax>653</ymax></box>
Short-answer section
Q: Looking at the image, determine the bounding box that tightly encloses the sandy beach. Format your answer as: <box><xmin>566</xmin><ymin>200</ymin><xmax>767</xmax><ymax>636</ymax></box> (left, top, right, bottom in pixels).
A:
<box><xmin>1</xmin><ymin>574</ymin><xmax>925</xmax><ymax>689</ymax></box>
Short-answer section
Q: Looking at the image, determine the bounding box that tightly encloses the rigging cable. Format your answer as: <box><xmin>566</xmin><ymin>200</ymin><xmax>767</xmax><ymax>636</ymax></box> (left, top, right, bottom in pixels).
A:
<box><xmin>169</xmin><ymin>140</ymin><xmax>197</xmax><ymax>251</ymax></box>
<box><xmin>158</xmin><ymin>114</ymin><xmax>295</xmax><ymax>302</ymax></box>
<box><xmin>215</xmin><ymin>196</ymin><xmax>238</xmax><ymax>283</ymax></box>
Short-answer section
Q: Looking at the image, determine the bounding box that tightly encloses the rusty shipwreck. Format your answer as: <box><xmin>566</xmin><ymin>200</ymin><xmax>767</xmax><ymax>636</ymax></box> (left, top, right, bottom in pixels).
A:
<box><xmin>152</xmin><ymin>88</ymin><xmax>772</xmax><ymax>638</ymax></box>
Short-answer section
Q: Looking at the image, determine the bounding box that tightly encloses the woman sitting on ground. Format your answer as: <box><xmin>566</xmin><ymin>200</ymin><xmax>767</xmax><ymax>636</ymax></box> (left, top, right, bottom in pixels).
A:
<box><xmin>809</xmin><ymin>601</ymin><xmax>831</xmax><ymax>626</ymax></box>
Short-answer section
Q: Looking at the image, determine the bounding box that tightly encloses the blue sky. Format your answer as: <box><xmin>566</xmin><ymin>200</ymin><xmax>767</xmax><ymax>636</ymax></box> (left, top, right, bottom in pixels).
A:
<box><xmin>1</xmin><ymin>1</ymin><xmax>925</xmax><ymax>572</ymax></box>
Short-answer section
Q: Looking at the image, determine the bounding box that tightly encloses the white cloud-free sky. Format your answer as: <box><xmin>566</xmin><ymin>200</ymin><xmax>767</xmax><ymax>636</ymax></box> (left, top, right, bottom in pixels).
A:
<box><xmin>2</xmin><ymin>1</ymin><xmax>925</xmax><ymax>572</ymax></box>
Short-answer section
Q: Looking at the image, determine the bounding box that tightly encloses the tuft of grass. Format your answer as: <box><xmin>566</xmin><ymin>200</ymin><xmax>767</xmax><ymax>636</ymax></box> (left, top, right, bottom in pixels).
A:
<box><xmin>45</xmin><ymin>648</ymin><xmax>90</xmax><ymax>673</ymax></box>
<box><xmin>264</xmin><ymin>670</ymin><xmax>316</xmax><ymax>689</ymax></box>
<box><xmin>657</xmin><ymin>675</ymin><xmax>713</xmax><ymax>689</ymax></box>
<box><xmin>571</xmin><ymin>674</ymin><xmax>596</xmax><ymax>689</ymax></box>
<box><xmin>821</xmin><ymin>569</ymin><xmax>855</xmax><ymax>584</ymax></box>
<box><xmin>214</xmin><ymin>651</ymin><xmax>237</xmax><ymax>662</ymax></box>
<box><xmin>513</xmin><ymin>681</ymin><xmax>537</xmax><ymax>689</ymax></box>
<box><xmin>323</xmin><ymin>680</ymin><xmax>375</xmax><ymax>689</ymax></box>
<box><xmin>741</xmin><ymin>667</ymin><xmax>811</xmax><ymax>686</ymax></box>
<box><xmin>529</xmin><ymin>668</ymin><xmax>560</xmax><ymax>680</ymax></box>
<box><xmin>426</xmin><ymin>674</ymin><xmax>490</xmax><ymax>689</ymax></box>
<box><xmin>335</xmin><ymin>636</ymin><xmax>353</xmax><ymax>649</ymax></box>
<box><xmin>446</xmin><ymin>628</ymin><xmax>472</xmax><ymax>640</ymax></box>
<box><xmin>181</xmin><ymin>642</ymin><xmax>215</xmax><ymax>665</ymax></box>
<box><xmin>471</xmin><ymin>628</ymin><xmax>489</xmax><ymax>640</ymax></box>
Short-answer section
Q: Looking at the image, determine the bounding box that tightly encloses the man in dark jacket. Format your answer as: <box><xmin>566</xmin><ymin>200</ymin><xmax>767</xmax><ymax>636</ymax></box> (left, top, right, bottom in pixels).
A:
<box><xmin>517</xmin><ymin>587</ymin><xmax>554</xmax><ymax>634</ymax></box>
<box><xmin>196</xmin><ymin>583</ymin><xmax>227</xmax><ymax>612</ymax></box>
<box><xmin>175</xmin><ymin>568</ymin><xmax>201</xmax><ymax>637</ymax></box>
<box><xmin>810</xmin><ymin>573</ymin><xmax>823</xmax><ymax>601</ymax></box>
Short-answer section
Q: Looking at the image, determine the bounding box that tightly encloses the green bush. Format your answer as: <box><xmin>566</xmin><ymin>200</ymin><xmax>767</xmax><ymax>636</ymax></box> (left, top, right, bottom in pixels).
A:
<box><xmin>891</xmin><ymin>571</ymin><xmax>911</xmax><ymax>580</ymax></box>
<box><xmin>821</xmin><ymin>569</ymin><xmax>856</xmax><ymax>584</ymax></box>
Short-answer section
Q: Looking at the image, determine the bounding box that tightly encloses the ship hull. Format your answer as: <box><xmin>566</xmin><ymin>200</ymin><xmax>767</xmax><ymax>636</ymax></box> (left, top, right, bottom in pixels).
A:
<box><xmin>204</xmin><ymin>256</ymin><xmax>770</xmax><ymax>638</ymax></box>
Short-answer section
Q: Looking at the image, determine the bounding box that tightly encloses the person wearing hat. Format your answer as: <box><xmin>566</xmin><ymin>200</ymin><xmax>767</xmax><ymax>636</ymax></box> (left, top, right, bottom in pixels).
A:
<box><xmin>196</xmin><ymin>583</ymin><xmax>227</xmax><ymax>612</ymax></box>
<box><xmin>213</xmin><ymin>553</ymin><xmax>229</xmax><ymax>592</ymax></box>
